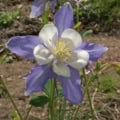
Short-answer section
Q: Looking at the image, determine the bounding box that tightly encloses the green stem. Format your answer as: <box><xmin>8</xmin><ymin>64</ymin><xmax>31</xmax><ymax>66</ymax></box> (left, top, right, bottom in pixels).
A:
<box><xmin>0</xmin><ymin>78</ymin><xmax>23</xmax><ymax>120</ymax></box>
<box><xmin>82</xmin><ymin>69</ymin><xmax>95</xmax><ymax>120</ymax></box>
<box><xmin>73</xmin><ymin>69</ymin><xmax>96</xmax><ymax>119</ymax></box>
<box><xmin>73</xmin><ymin>105</ymin><xmax>81</xmax><ymax>120</ymax></box>
<box><xmin>49</xmin><ymin>79</ymin><xmax>55</xmax><ymax>120</ymax></box>
<box><xmin>24</xmin><ymin>105</ymin><xmax>32</xmax><ymax>120</ymax></box>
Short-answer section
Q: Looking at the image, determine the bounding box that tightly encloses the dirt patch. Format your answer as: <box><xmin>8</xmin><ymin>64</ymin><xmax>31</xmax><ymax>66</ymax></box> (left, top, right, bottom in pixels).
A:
<box><xmin>0</xmin><ymin>60</ymin><xmax>33</xmax><ymax>119</ymax></box>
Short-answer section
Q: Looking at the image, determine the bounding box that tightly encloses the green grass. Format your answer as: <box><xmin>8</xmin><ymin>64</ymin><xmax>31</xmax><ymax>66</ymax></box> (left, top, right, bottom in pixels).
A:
<box><xmin>98</xmin><ymin>67</ymin><xmax>120</xmax><ymax>97</ymax></box>
<box><xmin>0</xmin><ymin>10</ymin><xmax>21</xmax><ymax>28</ymax></box>
<box><xmin>99</xmin><ymin>75</ymin><xmax>116</xmax><ymax>93</ymax></box>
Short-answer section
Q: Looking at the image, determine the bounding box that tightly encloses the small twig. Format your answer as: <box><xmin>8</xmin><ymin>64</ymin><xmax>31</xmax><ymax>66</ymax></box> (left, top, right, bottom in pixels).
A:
<box><xmin>114</xmin><ymin>103</ymin><xmax>120</xmax><ymax>119</ymax></box>
<box><xmin>92</xmin><ymin>87</ymin><xmax>100</xmax><ymax>120</ymax></box>
<box><xmin>24</xmin><ymin>105</ymin><xmax>32</xmax><ymax>120</ymax></box>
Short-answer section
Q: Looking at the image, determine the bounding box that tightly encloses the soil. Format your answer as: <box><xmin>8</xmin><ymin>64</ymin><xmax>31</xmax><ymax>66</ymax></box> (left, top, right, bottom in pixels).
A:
<box><xmin>0</xmin><ymin>0</ymin><xmax>120</xmax><ymax>120</ymax></box>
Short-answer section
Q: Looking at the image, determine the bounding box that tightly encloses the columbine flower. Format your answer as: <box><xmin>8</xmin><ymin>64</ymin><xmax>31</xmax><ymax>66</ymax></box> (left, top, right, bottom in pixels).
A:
<box><xmin>8</xmin><ymin>3</ymin><xmax>107</xmax><ymax>104</ymax></box>
<box><xmin>30</xmin><ymin>0</ymin><xmax>57</xmax><ymax>18</ymax></box>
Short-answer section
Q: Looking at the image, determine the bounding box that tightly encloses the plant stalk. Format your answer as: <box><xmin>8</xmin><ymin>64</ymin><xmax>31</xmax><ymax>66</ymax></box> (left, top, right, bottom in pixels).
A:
<box><xmin>82</xmin><ymin>69</ymin><xmax>95</xmax><ymax>120</ymax></box>
<box><xmin>24</xmin><ymin>105</ymin><xmax>32</xmax><ymax>120</ymax></box>
<box><xmin>49</xmin><ymin>79</ymin><xmax>55</xmax><ymax>120</ymax></box>
<box><xmin>0</xmin><ymin>77</ymin><xmax>23</xmax><ymax>120</ymax></box>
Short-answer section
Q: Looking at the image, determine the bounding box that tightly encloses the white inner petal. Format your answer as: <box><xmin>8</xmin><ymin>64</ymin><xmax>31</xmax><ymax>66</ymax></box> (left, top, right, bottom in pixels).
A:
<box><xmin>39</xmin><ymin>24</ymin><xmax>58</xmax><ymax>49</ymax></box>
<box><xmin>33</xmin><ymin>44</ymin><xmax>54</xmax><ymax>65</ymax></box>
<box><xmin>68</xmin><ymin>50</ymin><xmax>89</xmax><ymax>70</ymax></box>
<box><xmin>61</xmin><ymin>28</ymin><xmax>82</xmax><ymax>49</ymax></box>
<box><xmin>52</xmin><ymin>61</ymin><xmax>70</xmax><ymax>77</ymax></box>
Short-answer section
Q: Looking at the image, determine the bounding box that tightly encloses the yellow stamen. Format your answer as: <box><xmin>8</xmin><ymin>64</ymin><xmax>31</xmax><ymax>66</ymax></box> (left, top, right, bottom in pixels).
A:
<box><xmin>52</xmin><ymin>40</ymin><xmax>72</xmax><ymax>62</ymax></box>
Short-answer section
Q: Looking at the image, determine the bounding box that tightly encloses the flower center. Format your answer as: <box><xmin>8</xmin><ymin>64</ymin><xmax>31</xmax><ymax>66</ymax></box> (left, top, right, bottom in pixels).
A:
<box><xmin>52</xmin><ymin>40</ymin><xmax>72</xmax><ymax>62</ymax></box>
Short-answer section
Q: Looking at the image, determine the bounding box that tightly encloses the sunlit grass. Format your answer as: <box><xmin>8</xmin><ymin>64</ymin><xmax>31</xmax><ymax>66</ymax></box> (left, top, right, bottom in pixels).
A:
<box><xmin>0</xmin><ymin>10</ymin><xmax>21</xmax><ymax>28</ymax></box>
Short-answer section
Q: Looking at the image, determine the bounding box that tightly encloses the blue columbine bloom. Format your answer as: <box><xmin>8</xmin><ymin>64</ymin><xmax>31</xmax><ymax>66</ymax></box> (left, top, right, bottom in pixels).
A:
<box><xmin>30</xmin><ymin>0</ymin><xmax>57</xmax><ymax>18</ymax></box>
<box><xmin>8</xmin><ymin>3</ymin><xmax>108</xmax><ymax>104</ymax></box>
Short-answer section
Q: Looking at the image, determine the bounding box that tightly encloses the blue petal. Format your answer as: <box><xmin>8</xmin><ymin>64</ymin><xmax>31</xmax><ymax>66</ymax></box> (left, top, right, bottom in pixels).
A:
<box><xmin>24</xmin><ymin>65</ymin><xmax>54</xmax><ymax>95</ymax></box>
<box><xmin>79</xmin><ymin>42</ymin><xmax>108</xmax><ymax>61</ymax></box>
<box><xmin>8</xmin><ymin>35</ymin><xmax>41</xmax><ymax>59</ymax></box>
<box><xmin>30</xmin><ymin>0</ymin><xmax>47</xmax><ymax>17</ymax></box>
<box><xmin>54</xmin><ymin>3</ymin><xmax>74</xmax><ymax>36</ymax></box>
<box><xmin>57</xmin><ymin>67</ymin><xmax>83</xmax><ymax>104</ymax></box>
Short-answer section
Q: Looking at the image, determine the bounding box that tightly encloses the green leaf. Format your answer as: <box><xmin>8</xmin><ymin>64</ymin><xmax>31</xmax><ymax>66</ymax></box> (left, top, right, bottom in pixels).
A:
<box><xmin>81</xmin><ymin>29</ymin><xmax>93</xmax><ymax>37</ymax></box>
<box><xmin>29</xmin><ymin>95</ymin><xmax>49</xmax><ymax>107</ymax></box>
<box><xmin>74</xmin><ymin>22</ymin><xmax>81</xmax><ymax>30</ymax></box>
